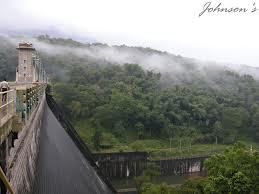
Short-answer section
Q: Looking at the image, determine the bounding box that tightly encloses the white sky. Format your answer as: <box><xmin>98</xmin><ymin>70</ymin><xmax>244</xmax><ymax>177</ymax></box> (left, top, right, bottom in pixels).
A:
<box><xmin>1</xmin><ymin>0</ymin><xmax>259</xmax><ymax>66</ymax></box>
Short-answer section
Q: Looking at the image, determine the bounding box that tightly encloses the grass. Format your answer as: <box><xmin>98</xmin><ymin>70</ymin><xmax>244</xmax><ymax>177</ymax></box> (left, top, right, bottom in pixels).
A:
<box><xmin>74</xmin><ymin>120</ymin><xmax>259</xmax><ymax>159</ymax></box>
<box><xmin>75</xmin><ymin>120</ymin><xmax>95</xmax><ymax>150</ymax></box>
<box><xmin>149</xmin><ymin>144</ymin><xmax>228</xmax><ymax>160</ymax></box>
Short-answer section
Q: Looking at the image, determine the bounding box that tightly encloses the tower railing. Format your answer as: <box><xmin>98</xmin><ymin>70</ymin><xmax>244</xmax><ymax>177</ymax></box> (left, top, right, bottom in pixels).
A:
<box><xmin>0</xmin><ymin>90</ymin><xmax>16</xmax><ymax>128</ymax></box>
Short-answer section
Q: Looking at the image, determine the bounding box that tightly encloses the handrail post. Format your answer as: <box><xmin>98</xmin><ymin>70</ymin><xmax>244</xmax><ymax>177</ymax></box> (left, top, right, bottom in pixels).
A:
<box><xmin>0</xmin><ymin>92</ymin><xmax>2</xmax><ymax>108</ymax></box>
<box><xmin>7</xmin><ymin>92</ymin><xmax>9</xmax><ymax>120</ymax></box>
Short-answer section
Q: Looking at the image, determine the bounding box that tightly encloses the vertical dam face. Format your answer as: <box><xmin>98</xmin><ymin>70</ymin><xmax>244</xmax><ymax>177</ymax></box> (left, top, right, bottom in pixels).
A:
<box><xmin>94</xmin><ymin>152</ymin><xmax>207</xmax><ymax>178</ymax></box>
<box><xmin>32</xmin><ymin>105</ymin><xmax>113</xmax><ymax>194</ymax></box>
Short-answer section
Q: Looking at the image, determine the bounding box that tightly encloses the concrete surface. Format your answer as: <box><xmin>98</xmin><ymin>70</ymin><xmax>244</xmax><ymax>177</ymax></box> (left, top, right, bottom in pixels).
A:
<box><xmin>32</xmin><ymin>106</ymin><xmax>113</xmax><ymax>194</ymax></box>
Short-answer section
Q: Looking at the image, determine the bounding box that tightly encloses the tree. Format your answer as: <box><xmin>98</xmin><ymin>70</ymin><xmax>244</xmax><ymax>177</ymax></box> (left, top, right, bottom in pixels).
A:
<box><xmin>213</xmin><ymin>121</ymin><xmax>223</xmax><ymax>144</ymax></box>
<box><xmin>113</xmin><ymin>121</ymin><xmax>126</xmax><ymax>138</ymax></box>
<box><xmin>143</xmin><ymin>163</ymin><xmax>161</xmax><ymax>180</ymax></box>
<box><xmin>92</xmin><ymin>129</ymin><xmax>102</xmax><ymax>150</ymax></box>
<box><xmin>252</xmin><ymin>109</ymin><xmax>259</xmax><ymax>141</ymax></box>
<box><xmin>205</xmin><ymin>143</ymin><xmax>259</xmax><ymax>194</ymax></box>
<box><xmin>134</xmin><ymin>163</ymin><xmax>161</xmax><ymax>193</ymax></box>
<box><xmin>70</xmin><ymin>101</ymin><xmax>82</xmax><ymax>118</ymax></box>
<box><xmin>131</xmin><ymin>141</ymin><xmax>144</xmax><ymax>152</ymax></box>
<box><xmin>180</xmin><ymin>177</ymin><xmax>208</xmax><ymax>194</ymax></box>
<box><xmin>167</xmin><ymin>124</ymin><xmax>174</xmax><ymax>152</ymax></box>
<box><xmin>135</xmin><ymin>122</ymin><xmax>145</xmax><ymax>139</ymax></box>
<box><xmin>222</xmin><ymin>107</ymin><xmax>249</xmax><ymax>131</ymax></box>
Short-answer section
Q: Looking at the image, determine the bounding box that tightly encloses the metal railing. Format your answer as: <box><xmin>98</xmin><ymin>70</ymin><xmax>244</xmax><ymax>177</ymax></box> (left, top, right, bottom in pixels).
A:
<box><xmin>0</xmin><ymin>166</ymin><xmax>14</xmax><ymax>194</ymax></box>
<box><xmin>46</xmin><ymin>93</ymin><xmax>117</xmax><ymax>193</ymax></box>
<box><xmin>0</xmin><ymin>90</ymin><xmax>16</xmax><ymax>128</ymax></box>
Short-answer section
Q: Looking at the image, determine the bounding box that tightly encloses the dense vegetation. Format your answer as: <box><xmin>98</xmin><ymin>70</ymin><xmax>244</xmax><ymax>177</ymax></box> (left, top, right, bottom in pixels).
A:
<box><xmin>1</xmin><ymin>35</ymin><xmax>259</xmax><ymax>153</ymax></box>
<box><xmin>53</xmin><ymin>63</ymin><xmax>259</xmax><ymax>148</ymax></box>
<box><xmin>136</xmin><ymin>143</ymin><xmax>259</xmax><ymax>194</ymax></box>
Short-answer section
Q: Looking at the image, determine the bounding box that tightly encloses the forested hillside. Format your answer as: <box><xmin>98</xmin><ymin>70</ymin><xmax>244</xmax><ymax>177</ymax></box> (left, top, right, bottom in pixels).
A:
<box><xmin>53</xmin><ymin>63</ymin><xmax>259</xmax><ymax>149</ymax></box>
<box><xmin>1</xmin><ymin>35</ymin><xmax>259</xmax><ymax>152</ymax></box>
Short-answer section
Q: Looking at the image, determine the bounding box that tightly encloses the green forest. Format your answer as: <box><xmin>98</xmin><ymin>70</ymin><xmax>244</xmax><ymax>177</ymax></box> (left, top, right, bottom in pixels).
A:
<box><xmin>1</xmin><ymin>35</ymin><xmax>259</xmax><ymax>193</ymax></box>
<box><xmin>0</xmin><ymin>36</ymin><xmax>259</xmax><ymax>153</ymax></box>
<box><xmin>1</xmin><ymin>35</ymin><xmax>259</xmax><ymax>155</ymax></box>
<box><xmin>53</xmin><ymin>62</ymin><xmax>259</xmax><ymax>150</ymax></box>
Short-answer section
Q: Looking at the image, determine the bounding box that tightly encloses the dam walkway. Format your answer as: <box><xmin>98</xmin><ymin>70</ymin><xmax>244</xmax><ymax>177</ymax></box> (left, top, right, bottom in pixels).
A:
<box><xmin>32</xmin><ymin>104</ymin><xmax>113</xmax><ymax>194</ymax></box>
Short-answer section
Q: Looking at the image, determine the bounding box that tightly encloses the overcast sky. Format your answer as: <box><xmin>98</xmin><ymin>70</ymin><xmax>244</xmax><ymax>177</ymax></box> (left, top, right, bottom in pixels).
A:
<box><xmin>1</xmin><ymin>0</ymin><xmax>259</xmax><ymax>66</ymax></box>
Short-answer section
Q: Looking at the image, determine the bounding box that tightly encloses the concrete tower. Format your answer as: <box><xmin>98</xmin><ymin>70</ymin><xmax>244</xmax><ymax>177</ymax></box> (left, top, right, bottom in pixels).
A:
<box><xmin>16</xmin><ymin>43</ymin><xmax>36</xmax><ymax>83</ymax></box>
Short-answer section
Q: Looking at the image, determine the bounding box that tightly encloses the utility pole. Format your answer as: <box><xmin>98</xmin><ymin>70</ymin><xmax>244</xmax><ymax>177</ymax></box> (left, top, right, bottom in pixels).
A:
<box><xmin>180</xmin><ymin>139</ymin><xmax>182</xmax><ymax>153</ymax></box>
<box><xmin>170</xmin><ymin>137</ymin><xmax>172</xmax><ymax>152</ymax></box>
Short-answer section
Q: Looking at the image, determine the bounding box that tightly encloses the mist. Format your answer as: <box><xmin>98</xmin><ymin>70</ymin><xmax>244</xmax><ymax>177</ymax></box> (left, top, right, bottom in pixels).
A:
<box><xmin>1</xmin><ymin>0</ymin><xmax>259</xmax><ymax>68</ymax></box>
<box><xmin>3</xmin><ymin>35</ymin><xmax>258</xmax><ymax>91</ymax></box>
<box><xmin>7</xmin><ymin>36</ymin><xmax>217</xmax><ymax>71</ymax></box>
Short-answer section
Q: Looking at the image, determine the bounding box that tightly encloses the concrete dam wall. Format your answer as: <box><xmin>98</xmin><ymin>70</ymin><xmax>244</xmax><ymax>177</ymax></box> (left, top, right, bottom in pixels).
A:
<box><xmin>152</xmin><ymin>156</ymin><xmax>207</xmax><ymax>175</ymax></box>
<box><xmin>7</xmin><ymin>92</ymin><xmax>46</xmax><ymax>194</ymax></box>
<box><xmin>94</xmin><ymin>152</ymin><xmax>207</xmax><ymax>178</ymax></box>
<box><xmin>3</xmin><ymin>92</ymin><xmax>115</xmax><ymax>194</ymax></box>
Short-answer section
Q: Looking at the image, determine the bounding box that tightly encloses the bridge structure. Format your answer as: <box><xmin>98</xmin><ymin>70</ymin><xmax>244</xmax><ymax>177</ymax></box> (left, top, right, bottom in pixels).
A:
<box><xmin>0</xmin><ymin>43</ymin><xmax>115</xmax><ymax>194</ymax></box>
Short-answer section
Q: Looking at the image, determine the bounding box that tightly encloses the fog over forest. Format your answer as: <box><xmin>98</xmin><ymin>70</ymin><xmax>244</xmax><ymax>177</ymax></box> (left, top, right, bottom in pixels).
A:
<box><xmin>2</xmin><ymin>35</ymin><xmax>259</xmax><ymax>90</ymax></box>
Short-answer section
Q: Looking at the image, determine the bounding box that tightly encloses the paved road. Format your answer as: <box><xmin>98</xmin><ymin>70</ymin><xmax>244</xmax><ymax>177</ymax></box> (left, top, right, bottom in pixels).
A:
<box><xmin>32</xmin><ymin>106</ymin><xmax>113</xmax><ymax>194</ymax></box>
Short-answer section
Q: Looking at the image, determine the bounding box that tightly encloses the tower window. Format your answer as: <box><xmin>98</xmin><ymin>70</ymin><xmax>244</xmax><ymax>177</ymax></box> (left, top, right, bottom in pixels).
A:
<box><xmin>24</xmin><ymin>74</ymin><xmax>26</xmax><ymax>77</ymax></box>
<box><xmin>24</xmin><ymin>60</ymin><xmax>26</xmax><ymax>63</ymax></box>
<box><xmin>24</xmin><ymin>66</ymin><xmax>26</xmax><ymax>70</ymax></box>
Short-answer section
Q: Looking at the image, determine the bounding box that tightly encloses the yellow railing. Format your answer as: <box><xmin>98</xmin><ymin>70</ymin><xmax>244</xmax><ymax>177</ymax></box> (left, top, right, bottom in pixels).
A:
<box><xmin>0</xmin><ymin>90</ymin><xmax>16</xmax><ymax>128</ymax></box>
<box><xmin>0</xmin><ymin>166</ymin><xmax>14</xmax><ymax>194</ymax></box>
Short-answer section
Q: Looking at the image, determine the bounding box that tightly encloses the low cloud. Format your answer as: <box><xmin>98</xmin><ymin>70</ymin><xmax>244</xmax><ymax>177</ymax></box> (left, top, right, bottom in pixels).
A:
<box><xmin>4</xmin><ymin>35</ymin><xmax>259</xmax><ymax>90</ymax></box>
